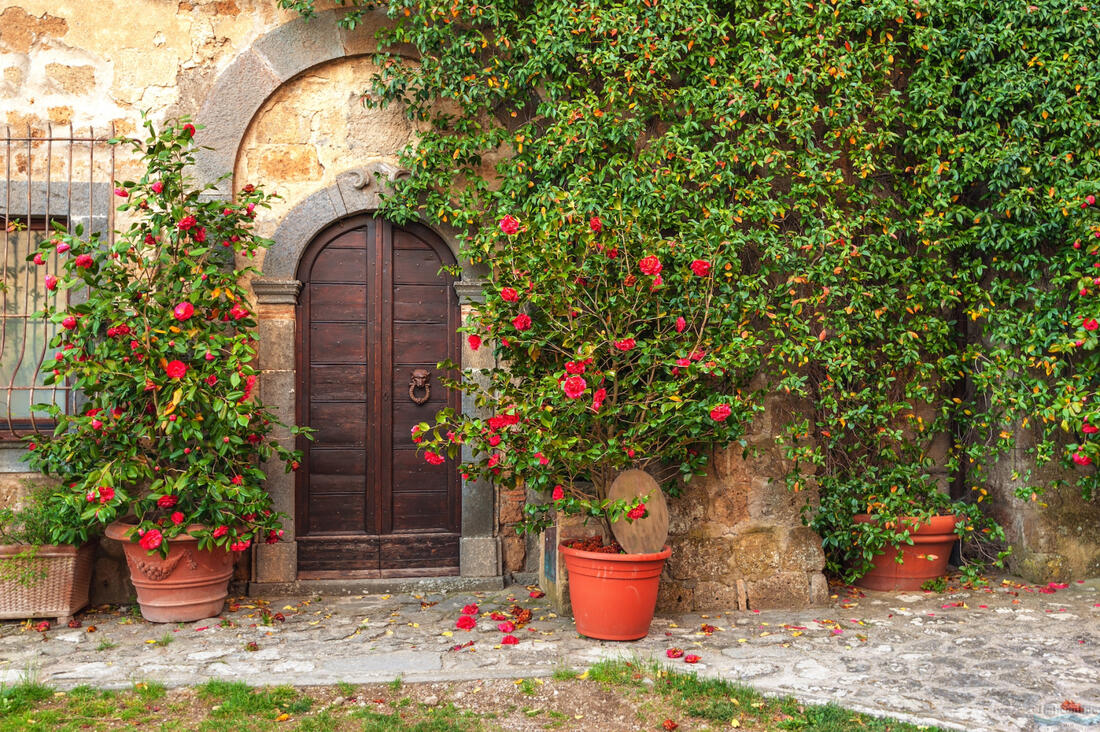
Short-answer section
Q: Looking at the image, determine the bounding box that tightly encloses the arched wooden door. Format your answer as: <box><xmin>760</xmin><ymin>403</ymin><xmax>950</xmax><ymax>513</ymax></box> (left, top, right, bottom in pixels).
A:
<box><xmin>295</xmin><ymin>215</ymin><xmax>461</xmax><ymax>578</ymax></box>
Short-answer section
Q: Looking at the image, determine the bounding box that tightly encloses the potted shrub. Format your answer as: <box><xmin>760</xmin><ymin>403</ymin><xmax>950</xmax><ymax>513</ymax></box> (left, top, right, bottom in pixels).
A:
<box><xmin>414</xmin><ymin>211</ymin><xmax>763</xmax><ymax>639</ymax></box>
<box><xmin>22</xmin><ymin>117</ymin><xmax>306</xmax><ymax>623</ymax></box>
<box><xmin>0</xmin><ymin>482</ymin><xmax>95</xmax><ymax>625</ymax></box>
<box><xmin>812</xmin><ymin>464</ymin><xmax>1007</xmax><ymax>590</ymax></box>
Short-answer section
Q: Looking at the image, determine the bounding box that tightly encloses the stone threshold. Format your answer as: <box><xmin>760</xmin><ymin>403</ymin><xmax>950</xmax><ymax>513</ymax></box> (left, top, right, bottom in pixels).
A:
<box><xmin>249</xmin><ymin>575</ymin><xmax>505</xmax><ymax>597</ymax></box>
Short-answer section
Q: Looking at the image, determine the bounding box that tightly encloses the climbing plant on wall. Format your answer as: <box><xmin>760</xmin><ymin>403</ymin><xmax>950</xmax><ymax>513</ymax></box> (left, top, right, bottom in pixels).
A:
<box><xmin>280</xmin><ymin>0</ymin><xmax>1100</xmax><ymax>572</ymax></box>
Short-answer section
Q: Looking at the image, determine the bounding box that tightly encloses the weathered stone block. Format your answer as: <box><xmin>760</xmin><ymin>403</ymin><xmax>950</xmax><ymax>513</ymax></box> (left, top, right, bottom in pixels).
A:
<box><xmin>693</xmin><ymin>579</ymin><xmax>747</xmax><ymax>611</ymax></box>
<box><xmin>256</xmin><ymin>317</ymin><xmax>297</xmax><ymax>371</ymax></box>
<box><xmin>498</xmin><ymin>489</ymin><xmax>525</xmax><ymax>525</ymax></box>
<box><xmin>656</xmin><ymin>580</ymin><xmax>695</xmax><ymax>613</ymax></box>
<box><xmin>459</xmin><ymin>536</ymin><xmax>500</xmax><ymax>577</ymax></box>
<box><xmin>746</xmin><ymin>571</ymin><xmax>814</xmax><ymax>610</ymax></box>
<box><xmin>747</xmin><ymin>476</ymin><xmax>807</xmax><ymax>524</ymax></box>
<box><xmin>666</xmin><ymin>536</ymin><xmax>736</xmax><ymax>581</ymax></box>
<box><xmin>502</xmin><ymin>535</ymin><xmax>526</xmax><ymax>573</ymax></box>
<box><xmin>781</xmin><ymin>526</ymin><xmax>826</xmax><ymax>572</ymax></box>
<box><xmin>728</xmin><ymin>528</ymin><xmax>781</xmax><ymax>580</ymax></box>
<box><xmin>252</xmin><ymin>541</ymin><xmax>296</xmax><ymax>584</ymax></box>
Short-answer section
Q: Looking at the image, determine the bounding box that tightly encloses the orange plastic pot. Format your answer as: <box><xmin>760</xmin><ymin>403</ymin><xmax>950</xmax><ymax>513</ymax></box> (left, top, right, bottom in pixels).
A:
<box><xmin>852</xmin><ymin>514</ymin><xmax>958</xmax><ymax>591</ymax></box>
<box><xmin>559</xmin><ymin>543</ymin><xmax>670</xmax><ymax>640</ymax></box>
<box><xmin>106</xmin><ymin>522</ymin><xmax>234</xmax><ymax>623</ymax></box>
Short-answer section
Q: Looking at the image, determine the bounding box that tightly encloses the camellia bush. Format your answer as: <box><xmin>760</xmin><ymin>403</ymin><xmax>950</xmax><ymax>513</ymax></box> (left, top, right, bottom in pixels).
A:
<box><xmin>283</xmin><ymin>0</ymin><xmax>1100</xmax><ymax>572</ymax></box>
<box><xmin>414</xmin><ymin>209</ymin><xmax>764</xmax><ymax>532</ymax></box>
<box><xmin>23</xmin><ymin>117</ymin><xmax>307</xmax><ymax>556</ymax></box>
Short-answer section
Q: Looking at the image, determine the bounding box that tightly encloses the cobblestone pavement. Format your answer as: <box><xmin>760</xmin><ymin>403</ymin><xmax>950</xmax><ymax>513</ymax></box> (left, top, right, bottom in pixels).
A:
<box><xmin>0</xmin><ymin>575</ymin><xmax>1096</xmax><ymax>732</ymax></box>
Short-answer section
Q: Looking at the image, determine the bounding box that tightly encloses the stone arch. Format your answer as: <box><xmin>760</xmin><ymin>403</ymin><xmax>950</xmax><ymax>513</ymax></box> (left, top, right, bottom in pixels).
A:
<box><xmin>193</xmin><ymin>7</ymin><xmax>414</xmax><ymax>197</ymax></box>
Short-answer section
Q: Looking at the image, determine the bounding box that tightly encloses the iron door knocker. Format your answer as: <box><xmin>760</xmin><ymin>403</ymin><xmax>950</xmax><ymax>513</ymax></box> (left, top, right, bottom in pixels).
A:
<box><xmin>409</xmin><ymin>368</ymin><xmax>431</xmax><ymax>405</ymax></box>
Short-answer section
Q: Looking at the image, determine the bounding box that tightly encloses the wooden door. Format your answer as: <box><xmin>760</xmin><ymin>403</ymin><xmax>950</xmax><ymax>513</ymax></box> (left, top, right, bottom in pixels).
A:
<box><xmin>295</xmin><ymin>216</ymin><xmax>460</xmax><ymax>578</ymax></box>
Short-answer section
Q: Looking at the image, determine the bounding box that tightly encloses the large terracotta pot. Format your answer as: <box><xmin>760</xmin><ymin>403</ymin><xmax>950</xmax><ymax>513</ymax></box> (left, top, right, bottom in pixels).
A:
<box><xmin>105</xmin><ymin>522</ymin><xmax>233</xmax><ymax>623</ymax></box>
<box><xmin>559</xmin><ymin>543</ymin><xmax>670</xmax><ymax>641</ymax></box>
<box><xmin>852</xmin><ymin>514</ymin><xmax>958</xmax><ymax>591</ymax></box>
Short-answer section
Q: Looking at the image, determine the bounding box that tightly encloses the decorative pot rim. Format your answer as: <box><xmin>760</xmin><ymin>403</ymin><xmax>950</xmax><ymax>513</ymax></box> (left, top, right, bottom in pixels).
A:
<box><xmin>852</xmin><ymin>513</ymin><xmax>958</xmax><ymax>527</ymax></box>
<box><xmin>558</xmin><ymin>543</ymin><xmax>671</xmax><ymax>562</ymax></box>
<box><xmin>104</xmin><ymin>520</ymin><xmax>209</xmax><ymax>542</ymax></box>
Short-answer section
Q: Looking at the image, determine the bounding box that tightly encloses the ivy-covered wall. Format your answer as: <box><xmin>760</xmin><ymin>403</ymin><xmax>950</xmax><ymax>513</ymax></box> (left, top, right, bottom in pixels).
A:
<box><xmin>282</xmin><ymin>0</ymin><xmax>1100</xmax><ymax>582</ymax></box>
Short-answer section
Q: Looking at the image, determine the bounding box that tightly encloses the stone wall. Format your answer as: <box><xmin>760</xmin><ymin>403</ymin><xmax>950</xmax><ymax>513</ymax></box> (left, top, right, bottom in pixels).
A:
<box><xmin>660</xmin><ymin>391</ymin><xmax>827</xmax><ymax>611</ymax></box>
<box><xmin>986</xmin><ymin>427</ymin><xmax>1100</xmax><ymax>582</ymax></box>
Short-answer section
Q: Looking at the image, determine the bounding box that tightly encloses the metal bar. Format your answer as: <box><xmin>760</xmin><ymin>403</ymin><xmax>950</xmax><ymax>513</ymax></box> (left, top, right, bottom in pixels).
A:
<box><xmin>0</xmin><ymin>127</ymin><xmax>10</xmax><ymax>434</ymax></box>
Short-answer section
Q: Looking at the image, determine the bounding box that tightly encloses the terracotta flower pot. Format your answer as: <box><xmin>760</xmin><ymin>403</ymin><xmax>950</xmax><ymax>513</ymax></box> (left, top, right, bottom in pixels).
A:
<box><xmin>559</xmin><ymin>543</ymin><xmax>670</xmax><ymax>640</ymax></box>
<box><xmin>852</xmin><ymin>514</ymin><xmax>958</xmax><ymax>591</ymax></box>
<box><xmin>105</xmin><ymin>522</ymin><xmax>233</xmax><ymax>623</ymax></box>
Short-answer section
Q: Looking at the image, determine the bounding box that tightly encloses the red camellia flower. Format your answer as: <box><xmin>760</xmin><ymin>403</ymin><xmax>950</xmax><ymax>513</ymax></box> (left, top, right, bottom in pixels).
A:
<box><xmin>497</xmin><ymin>620</ymin><xmax>515</xmax><ymax>632</ymax></box>
<box><xmin>614</xmin><ymin>338</ymin><xmax>636</xmax><ymax>351</ymax></box>
<box><xmin>56</xmin><ymin>241</ymin><xmax>70</xmax><ymax>254</ymax></box>
<box><xmin>424</xmin><ymin>450</ymin><xmax>446</xmax><ymax>465</ymax></box>
<box><xmin>151</xmin><ymin>181</ymin><xmax>164</xmax><ymax>194</ymax></box>
<box><xmin>170</xmin><ymin>511</ymin><xmax>185</xmax><ymax>525</ymax></box>
<box><xmin>230</xmin><ymin>539</ymin><xmax>251</xmax><ymax>552</ymax></box>
<box><xmin>173</xmin><ymin>302</ymin><xmax>194</xmax><ymax>321</ymax></box>
<box><xmin>182</xmin><ymin>123</ymin><xmax>196</xmax><ymax>137</ymax></box>
<box><xmin>499</xmin><ymin>215</ymin><xmax>520</xmax><ymax>235</ymax></box>
<box><xmin>627</xmin><ymin>503</ymin><xmax>647</xmax><ymax>520</ymax></box>
<box><xmin>589</xmin><ymin>216</ymin><xmax>602</xmax><ymax>233</ymax></box>
<box><xmin>1084</xmin><ymin>423</ymin><xmax>1099</xmax><ymax>434</ymax></box>
<box><xmin>62</xmin><ymin>315</ymin><xmax>77</xmax><ymax>330</ymax></box>
<box><xmin>97</xmin><ymin>486</ymin><xmax>115</xmax><ymax>503</ymax></box>
<box><xmin>230</xmin><ymin>304</ymin><xmax>250</xmax><ymax>320</ymax></box>
<box><xmin>44</xmin><ymin>274</ymin><xmax>58</xmax><ymax>291</ymax></box>
<box><xmin>683</xmin><ymin>654</ymin><xmax>701</xmax><ymax>664</ymax></box>
<box><xmin>552</xmin><ymin>485</ymin><xmax>565</xmax><ymax>501</ymax></box>
<box><xmin>468</xmin><ymin>334</ymin><xmax>482</xmax><ymax>351</ymax></box>
<box><xmin>666</xmin><ymin>648</ymin><xmax>684</xmax><ymax>659</ymax></box>
<box><xmin>455</xmin><ymin>615</ymin><xmax>476</xmax><ymax>630</ymax></box>
<box><xmin>177</xmin><ymin>215</ymin><xmax>197</xmax><ymax>231</ymax></box>
<box><xmin>675</xmin><ymin>316</ymin><xmax>687</xmax><ymax>333</ymax></box>
<box><xmin>639</xmin><ymin>255</ymin><xmax>662</xmax><ymax>275</ymax></box>
<box><xmin>565</xmin><ymin>360</ymin><xmax>587</xmax><ymax>375</ymax></box>
<box><xmin>562</xmin><ymin>375</ymin><xmax>587</xmax><ymax>399</ymax></box>
<box><xmin>501</xmin><ymin>286</ymin><xmax>519</xmax><ymax>302</ymax></box>
<box><xmin>1072</xmin><ymin>451</ymin><xmax>1092</xmax><ymax>466</ymax></box>
<box><xmin>591</xmin><ymin>387</ymin><xmax>607</xmax><ymax>412</ymax></box>
<box><xmin>157</xmin><ymin>495</ymin><xmax>178</xmax><ymax>508</ymax></box>
<box><xmin>461</xmin><ymin>603</ymin><xmax>479</xmax><ymax>615</ymax></box>
<box><xmin>710</xmin><ymin>404</ymin><xmax>732</xmax><ymax>422</ymax></box>
<box><xmin>74</xmin><ymin>254</ymin><xmax>93</xmax><ymax>268</ymax></box>
<box><xmin>213</xmin><ymin>525</ymin><xmax>228</xmax><ymax>538</ymax></box>
<box><xmin>165</xmin><ymin>360</ymin><xmax>188</xmax><ymax>379</ymax></box>
<box><xmin>501</xmin><ymin>635</ymin><xmax>519</xmax><ymax>645</ymax></box>
<box><xmin>33</xmin><ymin>253</ymin><xmax>45</xmax><ymax>266</ymax></box>
<box><xmin>1084</xmin><ymin>318</ymin><xmax>1100</xmax><ymax>331</ymax></box>
<box><xmin>512</xmin><ymin>313</ymin><xmax>532</xmax><ymax>331</ymax></box>
<box><xmin>138</xmin><ymin>528</ymin><xmax>163</xmax><ymax>551</ymax></box>
<box><xmin>206</xmin><ymin>374</ymin><xmax>217</xmax><ymax>386</ymax></box>
<box><xmin>690</xmin><ymin>259</ymin><xmax>712</xmax><ymax>276</ymax></box>
<box><xmin>114</xmin><ymin>187</ymin><xmax>128</xmax><ymax>198</ymax></box>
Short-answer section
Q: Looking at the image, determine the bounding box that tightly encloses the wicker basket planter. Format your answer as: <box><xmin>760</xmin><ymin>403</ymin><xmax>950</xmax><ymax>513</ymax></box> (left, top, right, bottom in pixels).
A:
<box><xmin>0</xmin><ymin>543</ymin><xmax>95</xmax><ymax>624</ymax></box>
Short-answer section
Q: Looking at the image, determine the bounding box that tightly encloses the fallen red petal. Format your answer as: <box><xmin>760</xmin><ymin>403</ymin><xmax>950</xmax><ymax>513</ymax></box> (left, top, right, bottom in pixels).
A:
<box><xmin>666</xmin><ymin>648</ymin><xmax>684</xmax><ymax>659</ymax></box>
<box><xmin>683</xmin><ymin>654</ymin><xmax>700</xmax><ymax>664</ymax></box>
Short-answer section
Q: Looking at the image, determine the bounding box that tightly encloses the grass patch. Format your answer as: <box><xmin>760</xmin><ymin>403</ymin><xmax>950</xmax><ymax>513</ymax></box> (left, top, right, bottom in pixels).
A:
<box><xmin>0</xmin><ymin>666</ymin><xmax>946</xmax><ymax>731</ymax></box>
<box><xmin>196</xmin><ymin>680</ymin><xmax>312</xmax><ymax>719</ymax></box>
<box><xmin>586</xmin><ymin>659</ymin><xmax>944</xmax><ymax>731</ymax></box>
<box><xmin>0</xmin><ymin>681</ymin><xmax>51</xmax><ymax>715</ymax></box>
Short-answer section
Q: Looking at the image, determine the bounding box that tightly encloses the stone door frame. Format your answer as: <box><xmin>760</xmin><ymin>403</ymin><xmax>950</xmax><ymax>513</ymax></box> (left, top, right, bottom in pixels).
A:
<box><xmin>192</xmin><ymin>9</ymin><xmax>500</xmax><ymax>589</ymax></box>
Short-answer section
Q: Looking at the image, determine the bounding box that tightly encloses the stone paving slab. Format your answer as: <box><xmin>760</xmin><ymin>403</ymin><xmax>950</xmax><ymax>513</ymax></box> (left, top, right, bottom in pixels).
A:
<box><xmin>0</xmin><ymin>575</ymin><xmax>1096</xmax><ymax>732</ymax></box>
